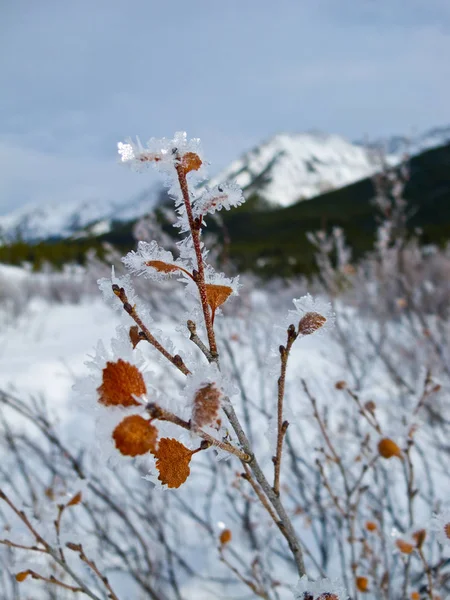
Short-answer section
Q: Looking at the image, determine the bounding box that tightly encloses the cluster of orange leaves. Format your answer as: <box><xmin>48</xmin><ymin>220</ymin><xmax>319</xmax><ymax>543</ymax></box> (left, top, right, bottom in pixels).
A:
<box><xmin>97</xmin><ymin>358</ymin><xmax>221</xmax><ymax>488</ymax></box>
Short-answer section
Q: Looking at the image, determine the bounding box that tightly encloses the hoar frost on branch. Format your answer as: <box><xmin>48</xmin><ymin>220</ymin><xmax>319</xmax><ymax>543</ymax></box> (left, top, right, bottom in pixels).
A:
<box><xmin>3</xmin><ymin>132</ymin><xmax>450</xmax><ymax>600</ymax></box>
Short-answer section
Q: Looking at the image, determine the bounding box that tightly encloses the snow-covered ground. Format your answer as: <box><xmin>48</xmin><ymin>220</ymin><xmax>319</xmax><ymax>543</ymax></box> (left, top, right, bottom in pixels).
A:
<box><xmin>1</xmin><ymin>264</ymin><xmax>449</xmax><ymax>600</ymax></box>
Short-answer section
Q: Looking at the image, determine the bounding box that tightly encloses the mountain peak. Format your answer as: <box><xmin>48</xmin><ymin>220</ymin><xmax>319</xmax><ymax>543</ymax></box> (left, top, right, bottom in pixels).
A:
<box><xmin>211</xmin><ymin>131</ymin><xmax>383</xmax><ymax>207</ymax></box>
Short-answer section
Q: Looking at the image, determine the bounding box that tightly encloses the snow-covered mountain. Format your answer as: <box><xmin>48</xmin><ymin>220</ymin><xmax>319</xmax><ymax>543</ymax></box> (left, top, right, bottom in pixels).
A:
<box><xmin>0</xmin><ymin>186</ymin><xmax>159</xmax><ymax>243</ymax></box>
<box><xmin>211</xmin><ymin>126</ymin><xmax>450</xmax><ymax>208</ymax></box>
<box><xmin>1</xmin><ymin>126</ymin><xmax>449</xmax><ymax>243</ymax></box>
<box><xmin>211</xmin><ymin>132</ymin><xmax>387</xmax><ymax>208</ymax></box>
<box><xmin>361</xmin><ymin>125</ymin><xmax>450</xmax><ymax>157</ymax></box>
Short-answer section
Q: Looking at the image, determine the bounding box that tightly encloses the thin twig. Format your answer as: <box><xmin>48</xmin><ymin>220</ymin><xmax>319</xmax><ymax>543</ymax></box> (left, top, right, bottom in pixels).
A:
<box><xmin>112</xmin><ymin>284</ymin><xmax>191</xmax><ymax>375</ymax></box>
<box><xmin>273</xmin><ymin>325</ymin><xmax>297</xmax><ymax>496</ymax></box>
<box><xmin>147</xmin><ymin>403</ymin><xmax>250</xmax><ymax>462</ymax></box>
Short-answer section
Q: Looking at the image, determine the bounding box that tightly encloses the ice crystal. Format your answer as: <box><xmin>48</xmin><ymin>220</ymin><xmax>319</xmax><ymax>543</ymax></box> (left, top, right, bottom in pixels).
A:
<box><xmin>431</xmin><ymin>508</ymin><xmax>450</xmax><ymax>548</ymax></box>
<box><xmin>289</xmin><ymin>294</ymin><xmax>335</xmax><ymax>335</ymax></box>
<box><xmin>118</xmin><ymin>132</ymin><xmax>205</xmax><ymax>182</ymax></box>
<box><xmin>98</xmin><ymin>266</ymin><xmax>138</xmax><ymax>314</ymax></box>
<box><xmin>193</xmin><ymin>182</ymin><xmax>245</xmax><ymax>218</ymax></box>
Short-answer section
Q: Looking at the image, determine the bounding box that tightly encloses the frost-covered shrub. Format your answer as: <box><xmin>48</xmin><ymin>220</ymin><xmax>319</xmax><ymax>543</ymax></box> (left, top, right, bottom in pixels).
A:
<box><xmin>1</xmin><ymin>133</ymin><xmax>450</xmax><ymax>600</ymax></box>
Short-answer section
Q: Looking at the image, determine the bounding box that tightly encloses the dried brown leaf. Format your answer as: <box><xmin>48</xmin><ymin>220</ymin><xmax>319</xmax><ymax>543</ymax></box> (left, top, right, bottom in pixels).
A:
<box><xmin>129</xmin><ymin>326</ymin><xmax>142</xmax><ymax>349</ymax></box>
<box><xmin>15</xmin><ymin>571</ymin><xmax>30</xmax><ymax>582</ymax></box>
<box><xmin>192</xmin><ymin>383</ymin><xmax>221</xmax><ymax>428</ymax></box>
<box><xmin>356</xmin><ymin>576</ymin><xmax>369</xmax><ymax>592</ymax></box>
<box><xmin>145</xmin><ymin>260</ymin><xmax>181</xmax><ymax>274</ymax></box>
<box><xmin>412</xmin><ymin>529</ymin><xmax>426</xmax><ymax>549</ymax></box>
<box><xmin>113</xmin><ymin>415</ymin><xmax>158</xmax><ymax>456</ymax></box>
<box><xmin>219</xmin><ymin>529</ymin><xmax>232</xmax><ymax>545</ymax></box>
<box><xmin>154</xmin><ymin>438</ymin><xmax>194</xmax><ymax>488</ymax></box>
<box><xmin>205</xmin><ymin>284</ymin><xmax>233</xmax><ymax>313</ymax></box>
<box><xmin>378</xmin><ymin>438</ymin><xmax>402</xmax><ymax>460</ymax></box>
<box><xmin>298</xmin><ymin>312</ymin><xmax>327</xmax><ymax>335</ymax></box>
<box><xmin>395</xmin><ymin>539</ymin><xmax>414</xmax><ymax>554</ymax></box>
<box><xmin>365</xmin><ymin>521</ymin><xmax>377</xmax><ymax>532</ymax></box>
<box><xmin>180</xmin><ymin>152</ymin><xmax>202</xmax><ymax>174</ymax></box>
<box><xmin>445</xmin><ymin>522</ymin><xmax>450</xmax><ymax>539</ymax></box>
<box><xmin>97</xmin><ymin>359</ymin><xmax>146</xmax><ymax>407</ymax></box>
<box><xmin>67</xmin><ymin>492</ymin><xmax>82</xmax><ymax>507</ymax></box>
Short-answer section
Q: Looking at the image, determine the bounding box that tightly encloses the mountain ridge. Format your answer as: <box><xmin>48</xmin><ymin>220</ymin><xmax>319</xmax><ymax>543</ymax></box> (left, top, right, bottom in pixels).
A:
<box><xmin>1</xmin><ymin>125</ymin><xmax>449</xmax><ymax>244</ymax></box>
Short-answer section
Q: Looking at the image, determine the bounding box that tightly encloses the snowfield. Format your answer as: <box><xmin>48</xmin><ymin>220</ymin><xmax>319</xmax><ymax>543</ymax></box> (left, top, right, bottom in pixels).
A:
<box><xmin>1</xmin><ymin>261</ymin><xmax>450</xmax><ymax>599</ymax></box>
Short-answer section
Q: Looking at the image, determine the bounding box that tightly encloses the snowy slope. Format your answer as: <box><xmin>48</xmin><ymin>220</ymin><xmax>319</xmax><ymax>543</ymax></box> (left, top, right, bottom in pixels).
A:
<box><xmin>210</xmin><ymin>132</ymin><xmax>387</xmax><ymax>208</ymax></box>
<box><xmin>361</xmin><ymin>124</ymin><xmax>450</xmax><ymax>157</ymax></box>
<box><xmin>0</xmin><ymin>185</ymin><xmax>159</xmax><ymax>243</ymax></box>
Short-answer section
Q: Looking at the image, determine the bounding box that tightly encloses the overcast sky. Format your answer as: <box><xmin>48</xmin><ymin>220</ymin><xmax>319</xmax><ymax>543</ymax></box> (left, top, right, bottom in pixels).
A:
<box><xmin>1</xmin><ymin>0</ymin><xmax>449</xmax><ymax>215</ymax></box>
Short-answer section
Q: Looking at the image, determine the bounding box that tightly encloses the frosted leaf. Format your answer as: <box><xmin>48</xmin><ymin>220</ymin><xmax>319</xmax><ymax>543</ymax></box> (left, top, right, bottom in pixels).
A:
<box><xmin>289</xmin><ymin>294</ymin><xmax>335</xmax><ymax>336</ymax></box>
<box><xmin>193</xmin><ymin>182</ymin><xmax>245</xmax><ymax>218</ymax></box>
<box><xmin>293</xmin><ymin>575</ymin><xmax>348</xmax><ymax>599</ymax></box>
<box><xmin>73</xmin><ymin>326</ymin><xmax>154</xmax><ymax>413</ymax></box>
<box><xmin>183</xmin><ymin>363</ymin><xmax>237</xmax><ymax>407</ymax></box>
<box><xmin>184</xmin><ymin>264</ymin><xmax>240</xmax><ymax>300</ymax></box>
<box><xmin>390</xmin><ymin>524</ymin><xmax>428</xmax><ymax>555</ymax></box>
<box><xmin>122</xmin><ymin>240</ymin><xmax>191</xmax><ymax>281</ymax></box>
<box><xmin>117</xmin><ymin>131</ymin><xmax>206</xmax><ymax>184</ymax></box>
<box><xmin>94</xmin><ymin>404</ymin><xmax>155</xmax><ymax>468</ymax></box>
<box><xmin>430</xmin><ymin>507</ymin><xmax>450</xmax><ymax>548</ymax></box>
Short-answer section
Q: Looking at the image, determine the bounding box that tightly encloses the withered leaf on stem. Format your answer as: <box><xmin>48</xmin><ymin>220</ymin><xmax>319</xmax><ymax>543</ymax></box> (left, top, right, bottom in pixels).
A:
<box><xmin>67</xmin><ymin>492</ymin><xmax>82</xmax><ymax>507</ymax></box>
<box><xmin>97</xmin><ymin>359</ymin><xmax>146</xmax><ymax>407</ymax></box>
<box><xmin>145</xmin><ymin>260</ymin><xmax>182</xmax><ymax>274</ymax></box>
<box><xmin>298</xmin><ymin>312</ymin><xmax>327</xmax><ymax>335</ymax></box>
<box><xmin>219</xmin><ymin>529</ymin><xmax>232</xmax><ymax>545</ymax></box>
<box><xmin>180</xmin><ymin>152</ymin><xmax>202</xmax><ymax>174</ymax></box>
<box><xmin>15</xmin><ymin>571</ymin><xmax>31</xmax><ymax>582</ymax></box>
<box><xmin>205</xmin><ymin>284</ymin><xmax>233</xmax><ymax>322</ymax></box>
<box><xmin>129</xmin><ymin>326</ymin><xmax>142</xmax><ymax>349</ymax></box>
<box><xmin>412</xmin><ymin>529</ymin><xmax>426</xmax><ymax>549</ymax></box>
<box><xmin>356</xmin><ymin>576</ymin><xmax>369</xmax><ymax>592</ymax></box>
<box><xmin>378</xmin><ymin>438</ymin><xmax>403</xmax><ymax>460</ymax></box>
<box><xmin>395</xmin><ymin>539</ymin><xmax>414</xmax><ymax>554</ymax></box>
<box><xmin>113</xmin><ymin>415</ymin><xmax>158</xmax><ymax>456</ymax></box>
<box><xmin>154</xmin><ymin>438</ymin><xmax>194</xmax><ymax>488</ymax></box>
<box><xmin>192</xmin><ymin>383</ymin><xmax>221</xmax><ymax>428</ymax></box>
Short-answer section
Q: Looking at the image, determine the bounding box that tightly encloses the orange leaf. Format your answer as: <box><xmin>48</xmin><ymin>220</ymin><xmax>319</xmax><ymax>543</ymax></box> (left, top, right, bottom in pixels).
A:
<box><xmin>129</xmin><ymin>326</ymin><xmax>142</xmax><ymax>349</ymax></box>
<box><xmin>145</xmin><ymin>260</ymin><xmax>182</xmax><ymax>274</ymax></box>
<box><xmin>219</xmin><ymin>529</ymin><xmax>232</xmax><ymax>545</ymax></box>
<box><xmin>15</xmin><ymin>571</ymin><xmax>30</xmax><ymax>582</ymax></box>
<box><xmin>396</xmin><ymin>539</ymin><xmax>414</xmax><ymax>554</ymax></box>
<box><xmin>445</xmin><ymin>522</ymin><xmax>450</xmax><ymax>540</ymax></box>
<box><xmin>192</xmin><ymin>383</ymin><xmax>221</xmax><ymax>428</ymax></box>
<box><xmin>365</xmin><ymin>521</ymin><xmax>377</xmax><ymax>532</ymax></box>
<box><xmin>67</xmin><ymin>492</ymin><xmax>82</xmax><ymax>507</ymax></box>
<box><xmin>154</xmin><ymin>438</ymin><xmax>194</xmax><ymax>488</ymax></box>
<box><xmin>412</xmin><ymin>529</ymin><xmax>427</xmax><ymax>549</ymax></box>
<box><xmin>205</xmin><ymin>284</ymin><xmax>233</xmax><ymax>313</ymax></box>
<box><xmin>180</xmin><ymin>152</ymin><xmax>202</xmax><ymax>174</ymax></box>
<box><xmin>356</xmin><ymin>576</ymin><xmax>369</xmax><ymax>592</ymax></box>
<box><xmin>298</xmin><ymin>312</ymin><xmax>327</xmax><ymax>335</ymax></box>
<box><xmin>378</xmin><ymin>438</ymin><xmax>402</xmax><ymax>460</ymax></box>
<box><xmin>410</xmin><ymin>593</ymin><xmax>420</xmax><ymax>600</ymax></box>
<box><xmin>113</xmin><ymin>415</ymin><xmax>158</xmax><ymax>456</ymax></box>
<box><xmin>97</xmin><ymin>359</ymin><xmax>146</xmax><ymax>407</ymax></box>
